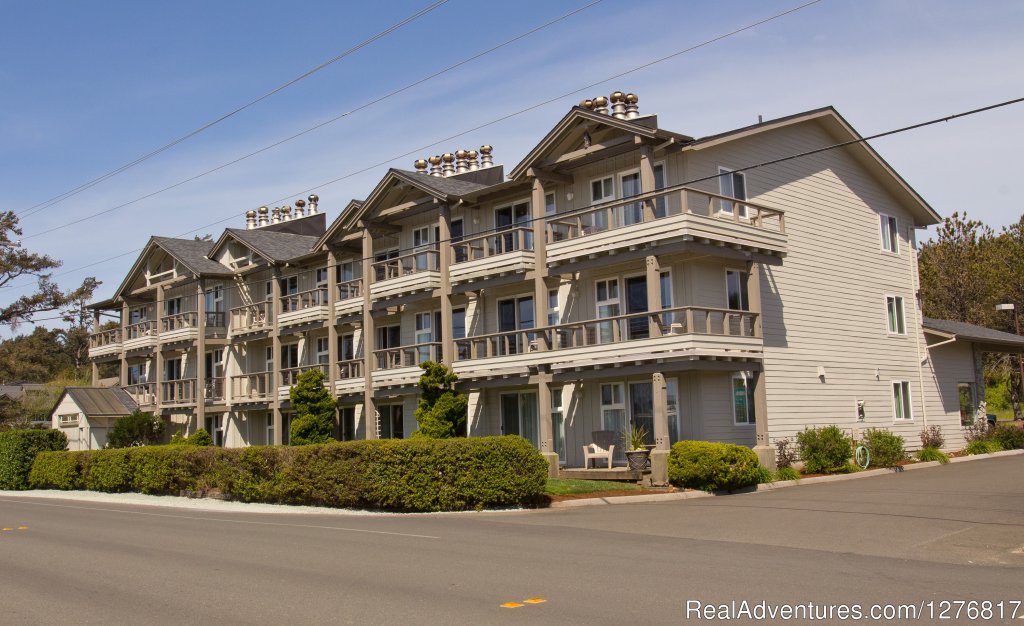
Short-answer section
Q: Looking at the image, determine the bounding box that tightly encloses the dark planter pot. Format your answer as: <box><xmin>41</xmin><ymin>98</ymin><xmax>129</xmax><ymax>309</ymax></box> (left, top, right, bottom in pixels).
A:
<box><xmin>625</xmin><ymin>449</ymin><xmax>650</xmax><ymax>471</ymax></box>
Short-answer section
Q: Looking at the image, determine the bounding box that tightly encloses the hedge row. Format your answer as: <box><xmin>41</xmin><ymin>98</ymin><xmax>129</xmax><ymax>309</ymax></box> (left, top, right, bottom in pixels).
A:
<box><xmin>0</xmin><ymin>429</ymin><xmax>68</xmax><ymax>490</ymax></box>
<box><xmin>30</xmin><ymin>436</ymin><xmax>548</xmax><ymax>512</ymax></box>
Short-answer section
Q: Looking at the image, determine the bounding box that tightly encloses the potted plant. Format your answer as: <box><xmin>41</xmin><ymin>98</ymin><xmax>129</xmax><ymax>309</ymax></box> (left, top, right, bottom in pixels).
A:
<box><xmin>623</xmin><ymin>423</ymin><xmax>651</xmax><ymax>471</ymax></box>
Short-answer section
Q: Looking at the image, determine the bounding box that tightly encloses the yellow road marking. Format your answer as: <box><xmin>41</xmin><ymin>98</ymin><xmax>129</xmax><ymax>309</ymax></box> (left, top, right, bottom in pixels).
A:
<box><xmin>523</xmin><ymin>598</ymin><xmax>546</xmax><ymax>604</ymax></box>
<box><xmin>500</xmin><ymin>602</ymin><xmax>524</xmax><ymax>609</ymax></box>
<box><xmin>2</xmin><ymin>528</ymin><xmax>12</xmax><ymax>531</ymax></box>
<box><xmin>17</xmin><ymin>526</ymin><xmax>28</xmax><ymax>530</ymax></box>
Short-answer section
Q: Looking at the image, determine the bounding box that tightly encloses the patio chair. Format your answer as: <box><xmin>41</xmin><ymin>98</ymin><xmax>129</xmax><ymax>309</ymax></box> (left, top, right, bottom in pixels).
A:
<box><xmin>582</xmin><ymin>430</ymin><xmax>616</xmax><ymax>469</ymax></box>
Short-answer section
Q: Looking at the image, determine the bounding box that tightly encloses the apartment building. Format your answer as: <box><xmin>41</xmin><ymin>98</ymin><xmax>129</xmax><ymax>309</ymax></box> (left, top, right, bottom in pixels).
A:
<box><xmin>87</xmin><ymin>93</ymin><xmax>1024</xmax><ymax>481</ymax></box>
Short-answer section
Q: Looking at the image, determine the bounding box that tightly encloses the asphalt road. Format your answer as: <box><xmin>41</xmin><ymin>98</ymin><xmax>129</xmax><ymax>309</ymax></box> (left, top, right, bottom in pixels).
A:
<box><xmin>1</xmin><ymin>456</ymin><xmax>1022</xmax><ymax>625</ymax></box>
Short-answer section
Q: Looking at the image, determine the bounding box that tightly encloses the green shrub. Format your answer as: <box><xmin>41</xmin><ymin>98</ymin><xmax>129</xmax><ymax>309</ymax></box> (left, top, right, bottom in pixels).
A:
<box><xmin>667</xmin><ymin>441</ymin><xmax>762</xmax><ymax>492</ymax></box>
<box><xmin>964</xmin><ymin>440</ymin><xmax>1003</xmax><ymax>455</ymax></box>
<box><xmin>915</xmin><ymin>447</ymin><xmax>950</xmax><ymax>464</ymax></box>
<box><xmin>187</xmin><ymin>429</ymin><xmax>214</xmax><ymax>447</ymax></box>
<box><xmin>992</xmin><ymin>424</ymin><xmax>1024</xmax><ymax>450</ymax></box>
<box><xmin>107</xmin><ymin>410</ymin><xmax>165</xmax><ymax>448</ymax></box>
<box><xmin>774</xmin><ymin>437</ymin><xmax>798</xmax><ymax>468</ymax></box>
<box><xmin>0</xmin><ymin>429</ymin><xmax>68</xmax><ymax>490</ymax></box>
<box><xmin>754</xmin><ymin>466</ymin><xmax>774</xmax><ymax>484</ymax></box>
<box><xmin>28</xmin><ymin>436</ymin><xmax>547</xmax><ymax>512</ymax></box>
<box><xmin>861</xmin><ymin>428</ymin><xmax>906</xmax><ymax>468</ymax></box>
<box><xmin>796</xmin><ymin>425</ymin><xmax>852</xmax><ymax>474</ymax></box>
<box><xmin>919</xmin><ymin>425</ymin><xmax>945</xmax><ymax>449</ymax></box>
<box><xmin>774</xmin><ymin>466</ymin><xmax>800</xmax><ymax>481</ymax></box>
<box><xmin>289</xmin><ymin>369</ymin><xmax>336</xmax><ymax>445</ymax></box>
<box><xmin>412</xmin><ymin>361</ymin><xmax>467</xmax><ymax>439</ymax></box>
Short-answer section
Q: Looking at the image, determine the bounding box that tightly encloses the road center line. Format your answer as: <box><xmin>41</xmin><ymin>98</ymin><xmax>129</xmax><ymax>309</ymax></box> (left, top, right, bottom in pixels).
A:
<box><xmin>0</xmin><ymin>498</ymin><xmax>441</xmax><ymax>539</ymax></box>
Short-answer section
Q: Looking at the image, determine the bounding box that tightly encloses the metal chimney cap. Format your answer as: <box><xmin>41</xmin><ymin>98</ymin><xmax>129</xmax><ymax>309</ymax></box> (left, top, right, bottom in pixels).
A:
<box><xmin>455</xmin><ymin>149</ymin><xmax>468</xmax><ymax>158</ymax></box>
<box><xmin>625</xmin><ymin>92</ymin><xmax>638</xmax><ymax>104</ymax></box>
<box><xmin>414</xmin><ymin>158</ymin><xmax>428</xmax><ymax>170</ymax></box>
<box><xmin>580</xmin><ymin>99</ymin><xmax>594</xmax><ymax>109</ymax></box>
<box><xmin>610</xmin><ymin>91</ymin><xmax>625</xmax><ymax>102</ymax></box>
<box><xmin>467</xmin><ymin>149</ymin><xmax>478</xmax><ymax>158</ymax></box>
<box><xmin>308</xmin><ymin>194</ymin><xmax>319</xmax><ymax>204</ymax></box>
<box><xmin>295</xmin><ymin>198</ymin><xmax>306</xmax><ymax>208</ymax></box>
<box><xmin>593</xmin><ymin>95</ymin><xmax>608</xmax><ymax>107</ymax></box>
<box><xmin>246</xmin><ymin>209</ymin><xmax>257</xmax><ymax>218</ymax></box>
<box><xmin>428</xmin><ymin>155</ymin><xmax>442</xmax><ymax>165</ymax></box>
<box><xmin>441</xmin><ymin>153</ymin><xmax>455</xmax><ymax>162</ymax></box>
<box><xmin>258</xmin><ymin>206</ymin><xmax>269</xmax><ymax>215</ymax></box>
<box><xmin>479</xmin><ymin>145</ymin><xmax>493</xmax><ymax>154</ymax></box>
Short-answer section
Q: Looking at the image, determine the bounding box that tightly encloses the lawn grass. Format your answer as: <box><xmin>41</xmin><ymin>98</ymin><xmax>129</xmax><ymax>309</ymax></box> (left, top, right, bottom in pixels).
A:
<box><xmin>544</xmin><ymin>478</ymin><xmax>642</xmax><ymax>496</ymax></box>
<box><xmin>992</xmin><ymin>407</ymin><xmax>1016</xmax><ymax>422</ymax></box>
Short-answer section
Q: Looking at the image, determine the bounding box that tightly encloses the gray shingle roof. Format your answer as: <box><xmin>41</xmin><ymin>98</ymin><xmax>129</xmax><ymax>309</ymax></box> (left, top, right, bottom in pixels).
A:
<box><xmin>393</xmin><ymin>169</ymin><xmax>489</xmax><ymax>198</ymax></box>
<box><xmin>225</xmin><ymin>229</ymin><xmax>320</xmax><ymax>262</ymax></box>
<box><xmin>62</xmin><ymin>387</ymin><xmax>138</xmax><ymax>417</ymax></box>
<box><xmin>923</xmin><ymin>317</ymin><xmax>1024</xmax><ymax>349</ymax></box>
<box><xmin>153</xmin><ymin>237</ymin><xmax>234</xmax><ymax>276</ymax></box>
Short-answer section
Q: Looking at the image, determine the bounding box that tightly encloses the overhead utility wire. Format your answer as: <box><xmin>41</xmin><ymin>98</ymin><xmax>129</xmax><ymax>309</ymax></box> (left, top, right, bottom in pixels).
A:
<box><xmin>19</xmin><ymin>0</ymin><xmax>604</xmax><ymax>242</ymax></box>
<box><xmin>37</xmin><ymin>94</ymin><xmax>1024</xmax><ymax>296</ymax></box>
<box><xmin>15</xmin><ymin>0</ymin><xmax>449</xmax><ymax>220</ymax></box>
<box><xmin>10</xmin><ymin>0</ymin><xmax>824</xmax><ymax>286</ymax></box>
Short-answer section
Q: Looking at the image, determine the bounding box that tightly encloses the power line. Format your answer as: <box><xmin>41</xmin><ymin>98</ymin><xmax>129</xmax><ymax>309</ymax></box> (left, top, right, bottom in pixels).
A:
<box><xmin>15</xmin><ymin>0</ymin><xmax>449</xmax><ymax>220</ymax></box>
<box><xmin>19</xmin><ymin>0</ymin><xmax>605</xmax><ymax>242</ymax></box>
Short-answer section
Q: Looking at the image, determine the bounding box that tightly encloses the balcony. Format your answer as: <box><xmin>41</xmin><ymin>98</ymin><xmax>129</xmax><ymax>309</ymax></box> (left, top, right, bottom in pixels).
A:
<box><xmin>161</xmin><ymin>379</ymin><xmax>197</xmax><ymax>407</ymax></box>
<box><xmin>278</xmin><ymin>364</ymin><xmax>329</xmax><ymax>401</ymax></box>
<box><xmin>370</xmin><ymin>250</ymin><xmax>440</xmax><ymax>301</ymax></box>
<box><xmin>279</xmin><ymin>288</ymin><xmax>329</xmax><ymax>328</ymax></box>
<box><xmin>231</xmin><ymin>372</ymin><xmax>271</xmax><ymax>403</ymax></box>
<box><xmin>124</xmin><ymin>383</ymin><xmax>157</xmax><ymax>407</ymax></box>
<box><xmin>160</xmin><ymin>312</ymin><xmax>227</xmax><ymax>344</ymax></box>
<box><xmin>123</xmin><ymin>320</ymin><xmax>158</xmax><ymax>351</ymax></box>
<box><xmin>203</xmin><ymin>377</ymin><xmax>225</xmax><ymax>405</ymax></box>
<box><xmin>334</xmin><ymin>358</ymin><xmax>364</xmax><ymax>396</ymax></box>
<box><xmin>450</xmin><ymin>227</ymin><xmax>535</xmax><ymax>286</ymax></box>
<box><xmin>229</xmin><ymin>302</ymin><xmax>272</xmax><ymax>337</ymax></box>
<box><xmin>88</xmin><ymin>328</ymin><xmax>122</xmax><ymax>359</ymax></box>
<box><xmin>372</xmin><ymin>342</ymin><xmax>441</xmax><ymax>387</ymax></box>
<box><xmin>334</xmin><ymin>279</ymin><xmax>363</xmax><ymax>318</ymax></box>
<box><xmin>451</xmin><ymin>306</ymin><xmax>762</xmax><ymax>379</ymax></box>
<box><xmin>545</xmin><ymin>186</ymin><xmax>787</xmax><ymax>266</ymax></box>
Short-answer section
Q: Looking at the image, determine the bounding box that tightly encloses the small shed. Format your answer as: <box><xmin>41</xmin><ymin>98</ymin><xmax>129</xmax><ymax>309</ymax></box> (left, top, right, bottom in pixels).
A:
<box><xmin>50</xmin><ymin>387</ymin><xmax>138</xmax><ymax>451</ymax></box>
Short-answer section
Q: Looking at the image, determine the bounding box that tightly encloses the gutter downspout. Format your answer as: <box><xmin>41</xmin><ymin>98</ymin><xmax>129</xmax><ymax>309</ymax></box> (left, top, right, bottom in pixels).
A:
<box><xmin>911</xmin><ymin>235</ymin><xmax>928</xmax><ymax>427</ymax></box>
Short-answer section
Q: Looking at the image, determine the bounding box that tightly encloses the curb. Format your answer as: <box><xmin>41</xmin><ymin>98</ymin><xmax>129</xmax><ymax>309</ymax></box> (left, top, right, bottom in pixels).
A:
<box><xmin>548</xmin><ymin>448</ymin><xmax>1024</xmax><ymax>508</ymax></box>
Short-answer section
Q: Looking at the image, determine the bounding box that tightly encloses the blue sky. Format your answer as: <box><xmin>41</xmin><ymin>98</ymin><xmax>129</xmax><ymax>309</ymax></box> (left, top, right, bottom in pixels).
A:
<box><xmin>1</xmin><ymin>0</ymin><xmax>1023</xmax><ymax>327</ymax></box>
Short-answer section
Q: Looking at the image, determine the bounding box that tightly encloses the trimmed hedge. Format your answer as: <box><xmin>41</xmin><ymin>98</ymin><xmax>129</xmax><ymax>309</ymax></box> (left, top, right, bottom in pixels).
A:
<box><xmin>30</xmin><ymin>436</ymin><xmax>547</xmax><ymax>512</ymax></box>
<box><xmin>667</xmin><ymin>441</ymin><xmax>762</xmax><ymax>492</ymax></box>
<box><xmin>0</xmin><ymin>429</ymin><xmax>68</xmax><ymax>490</ymax></box>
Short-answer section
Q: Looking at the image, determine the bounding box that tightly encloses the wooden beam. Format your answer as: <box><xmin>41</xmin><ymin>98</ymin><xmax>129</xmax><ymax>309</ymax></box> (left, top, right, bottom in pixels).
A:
<box><xmin>526</xmin><ymin>167</ymin><xmax>573</xmax><ymax>185</ymax></box>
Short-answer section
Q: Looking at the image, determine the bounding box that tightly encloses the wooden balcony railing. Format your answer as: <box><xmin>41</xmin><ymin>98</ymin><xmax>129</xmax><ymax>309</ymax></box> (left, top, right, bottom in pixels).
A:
<box><xmin>125</xmin><ymin>320</ymin><xmax>158</xmax><ymax>340</ymax></box>
<box><xmin>162</xmin><ymin>311</ymin><xmax>198</xmax><ymax>332</ymax></box>
<box><xmin>453</xmin><ymin>306</ymin><xmax>759</xmax><ymax>360</ymax></box>
<box><xmin>203</xmin><ymin>377</ymin><xmax>225</xmax><ymax>403</ymax></box>
<box><xmin>545</xmin><ymin>185</ymin><xmax>785</xmax><ymax>243</ymax></box>
<box><xmin>336</xmin><ymin>358</ymin><xmax>363</xmax><ymax>380</ymax></box>
<box><xmin>281</xmin><ymin>288</ymin><xmax>329</xmax><ymax>313</ymax></box>
<box><xmin>373</xmin><ymin>342</ymin><xmax>442</xmax><ymax>370</ymax></box>
<box><xmin>337</xmin><ymin>279</ymin><xmax>363</xmax><ymax>301</ymax></box>
<box><xmin>89</xmin><ymin>328</ymin><xmax>122</xmax><ymax>349</ymax></box>
<box><xmin>451</xmin><ymin>226</ymin><xmax>533</xmax><ymax>264</ymax></box>
<box><xmin>280</xmin><ymin>364</ymin><xmax>329</xmax><ymax>386</ymax></box>
<box><xmin>229</xmin><ymin>302</ymin><xmax>271</xmax><ymax>332</ymax></box>
<box><xmin>124</xmin><ymin>383</ymin><xmax>156</xmax><ymax>405</ymax></box>
<box><xmin>231</xmin><ymin>372</ymin><xmax>271</xmax><ymax>401</ymax></box>
<box><xmin>161</xmin><ymin>379</ymin><xmax>197</xmax><ymax>404</ymax></box>
<box><xmin>371</xmin><ymin>249</ymin><xmax>439</xmax><ymax>282</ymax></box>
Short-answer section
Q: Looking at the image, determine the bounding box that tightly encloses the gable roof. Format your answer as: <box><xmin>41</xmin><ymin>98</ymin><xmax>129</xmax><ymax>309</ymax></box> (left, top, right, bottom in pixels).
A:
<box><xmin>683</xmin><ymin>106</ymin><xmax>941</xmax><ymax>225</ymax></box>
<box><xmin>391</xmin><ymin>169</ymin><xmax>490</xmax><ymax>198</ymax></box>
<box><xmin>222</xmin><ymin>228</ymin><xmax>321</xmax><ymax>263</ymax></box>
<box><xmin>509</xmin><ymin>107</ymin><xmax>688</xmax><ymax>180</ymax></box>
<box><xmin>56</xmin><ymin>386</ymin><xmax>138</xmax><ymax>418</ymax></box>
<box><xmin>107</xmin><ymin>236</ymin><xmax>232</xmax><ymax>302</ymax></box>
<box><xmin>923</xmin><ymin>317</ymin><xmax>1024</xmax><ymax>352</ymax></box>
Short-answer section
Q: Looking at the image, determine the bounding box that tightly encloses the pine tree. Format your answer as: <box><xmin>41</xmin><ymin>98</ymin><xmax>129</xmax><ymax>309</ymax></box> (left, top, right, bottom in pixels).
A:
<box><xmin>412</xmin><ymin>361</ymin><xmax>467</xmax><ymax>439</ymax></box>
<box><xmin>289</xmin><ymin>368</ymin><xmax>336</xmax><ymax>445</ymax></box>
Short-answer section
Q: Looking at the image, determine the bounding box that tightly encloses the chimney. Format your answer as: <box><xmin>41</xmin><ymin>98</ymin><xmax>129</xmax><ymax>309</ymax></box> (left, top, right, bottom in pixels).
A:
<box><xmin>258</xmin><ymin>206</ymin><xmax>269</xmax><ymax>227</ymax></box>
<box><xmin>271</xmin><ymin>207</ymin><xmax>281</xmax><ymax>224</ymax></box>
<box><xmin>611</xmin><ymin>91</ymin><xmax>627</xmax><ymax>119</ymax></box>
<box><xmin>308</xmin><ymin>194</ymin><xmax>319</xmax><ymax>214</ymax></box>
<box><xmin>281</xmin><ymin>205</ymin><xmax>292</xmax><ymax>221</ymax></box>
<box><xmin>414</xmin><ymin>159</ymin><xmax>428</xmax><ymax>174</ymax></box>
<box><xmin>467</xmin><ymin>149</ymin><xmax>479</xmax><ymax>171</ymax></box>
<box><xmin>441</xmin><ymin>153</ymin><xmax>455</xmax><ymax>177</ymax></box>
<box><xmin>593</xmin><ymin>95</ymin><xmax>609</xmax><ymax>115</ymax></box>
<box><xmin>455</xmin><ymin>149</ymin><xmax>469</xmax><ymax>174</ymax></box>
<box><xmin>245</xmin><ymin>209</ymin><xmax>257</xmax><ymax>230</ymax></box>
<box><xmin>429</xmin><ymin>155</ymin><xmax>442</xmax><ymax>176</ymax></box>
<box><xmin>294</xmin><ymin>198</ymin><xmax>306</xmax><ymax>218</ymax></box>
<box><xmin>480</xmin><ymin>145</ymin><xmax>494</xmax><ymax>168</ymax></box>
<box><xmin>625</xmin><ymin>93</ymin><xmax>639</xmax><ymax>119</ymax></box>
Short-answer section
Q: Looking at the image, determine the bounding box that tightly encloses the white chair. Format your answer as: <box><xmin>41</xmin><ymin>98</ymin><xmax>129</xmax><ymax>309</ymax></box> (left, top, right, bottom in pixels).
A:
<box><xmin>582</xmin><ymin>430</ymin><xmax>616</xmax><ymax>469</ymax></box>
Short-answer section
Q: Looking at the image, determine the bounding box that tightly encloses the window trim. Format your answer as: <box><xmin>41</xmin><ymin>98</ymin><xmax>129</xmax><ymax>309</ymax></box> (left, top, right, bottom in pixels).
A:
<box><xmin>891</xmin><ymin>380</ymin><xmax>913</xmax><ymax>421</ymax></box>
<box><xmin>879</xmin><ymin>213</ymin><xmax>899</xmax><ymax>254</ymax></box>
<box><xmin>590</xmin><ymin>175</ymin><xmax>615</xmax><ymax>204</ymax></box>
<box><xmin>885</xmin><ymin>295</ymin><xmax>907</xmax><ymax>335</ymax></box>
<box><xmin>717</xmin><ymin>166</ymin><xmax>748</xmax><ymax>218</ymax></box>
<box><xmin>724</xmin><ymin>268</ymin><xmax>750</xmax><ymax>311</ymax></box>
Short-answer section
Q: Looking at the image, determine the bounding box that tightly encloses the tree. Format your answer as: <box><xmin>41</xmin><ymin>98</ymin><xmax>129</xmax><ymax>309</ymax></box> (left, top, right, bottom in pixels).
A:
<box><xmin>0</xmin><ymin>327</ymin><xmax>77</xmax><ymax>383</ymax></box>
<box><xmin>412</xmin><ymin>361</ymin><xmax>467</xmax><ymax>439</ymax></box>
<box><xmin>107</xmin><ymin>410</ymin><xmax>165</xmax><ymax>448</ymax></box>
<box><xmin>0</xmin><ymin>211</ymin><xmax>98</xmax><ymax>329</ymax></box>
<box><xmin>289</xmin><ymin>368</ymin><xmax>336</xmax><ymax>445</ymax></box>
<box><xmin>918</xmin><ymin>212</ymin><xmax>997</xmax><ymax>326</ymax></box>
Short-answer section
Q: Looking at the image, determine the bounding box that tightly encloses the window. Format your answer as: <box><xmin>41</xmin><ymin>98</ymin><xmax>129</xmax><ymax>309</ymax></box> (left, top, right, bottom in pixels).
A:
<box><xmin>315</xmin><ymin>268</ymin><xmax>328</xmax><ymax>303</ymax></box>
<box><xmin>336</xmin><ymin>261</ymin><xmax>355</xmax><ymax>283</ymax></box>
<box><xmin>958</xmin><ymin>383</ymin><xmax>975</xmax><ymax>426</ymax></box>
<box><xmin>886</xmin><ymin>296</ymin><xmax>906</xmax><ymax>334</ymax></box>
<box><xmin>619</xmin><ymin>170</ymin><xmax>642</xmax><ymax>225</ymax></box>
<box><xmin>497</xmin><ymin>296</ymin><xmax>534</xmax><ymax>354</ymax></box>
<box><xmin>495</xmin><ymin>201</ymin><xmax>531</xmax><ymax>252</ymax></box>
<box><xmin>316</xmin><ymin>337</ymin><xmax>329</xmax><ymax>366</ymax></box>
<box><xmin>204</xmin><ymin>286</ymin><xmax>224</xmax><ymax>326</ymax></box>
<box><xmin>500</xmin><ymin>392</ymin><xmax>538</xmax><ymax>447</ymax></box>
<box><xmin>453</xmin><ymin>308</ymin><xmax>467</xmax><ymax>360</ymax></box>
<box><xmin>340</xmin><ymin>406</ymin><xmax>356</xmax><ymax>441</ymax></box>
<box><xmin>412</xmin><ymin>227</ymin><xmax>433</xmax><ymax>271</ymax></box>
<box><xmin>379</xmin><ymin>404</ymin><xmax>404</xmax><ymax>439</ymax></box>
<box><xmin>279</xmin><ymin>275</ymin><xmax>298</xmax><ymax>295</ymax></box>
<box><xmin>265</xmin><ymin>346</ymin><xmax>273</xmax><ymax>374</ymax></box>
<box><xmin>451</xmin><ymin>218</ymin><xmax>465</xmax><ymax>263</ymax></box>
<box><xmin>374</xmin><ymin>248</ymin><xmax>399</xmax><ymax>281</ymax></box>
<box><xmin>127</xmin><ymin>363</ymin><xmax>146</xmax><ymax>386</ymax></box>
<box><xmin>164</xmin><ymin>297</ymin><xmax>183</xmax><ymax>317</ymax></box>
<box><xmin>281</xmin><ymin>343</ymin><xmax>299</xmax><ymax>370</ymax></box>
<box><xmin>552</xmin><ymin>389</ymin><xmax>565</xmax><ymax>463</ymax></box>
<box><xmin>596</xmin><ymin>278</ymin><xmax>620</xmax><ymax>343</ymax></box>
<box><xmin>59</xmin><ymin>414</ymin><xmax>79</xmax><ymax>427</ymax></box>
<box><xmin>266</xmin><ymin>413</ymin><xmax>274</xmax><ymax>445</ymax></box>
<box><xmin>591</xmin><ymin>176</ymin><xmax>614</xmax><ymax>231</ymax></box>
<box><xmin>667</xmin><ymin>379</ymin><xmax>681</xmax><ymax>444</ymax></box>
<box><xmin>726</xmin><ymin>270</ymin><xmax>749</xmax><ymax>311</ymax></box>
<box><xmin>205</xmin><ymin>415</ymin><xmax>224</xmax><ymax>447</ymax></box>
<box><xmin>880</xmin><ymin>214</ymin><xmax>899</xmax><ymax>253</ymax></box>
<box><xmin>600</xmin><ymin>383</ymin><xmax>627</xmax><ymax>457</ymax></box>
<box><xmin>732</xmin><ymin>372</ymin><xmax>755</xmax><ymax>425</ymax></box>
<box><xmin>548</xmin><ymin>289</ymin><xmax>559</xmax><ymax>326</ymax></box>
<box><xmin>164</xmin><ymin>358</ymin><xmax>182</xmax><ymax>381</ymax></box>
<box><xmin>376</xmin><ymin>325</ymin><xmax>401</xmax><ymax>349</ymax></box>
<box><xmin>718</xmin><ymin>167</ymin><xmax>747</xmax><ymax>217</ymax></box>
<box><xmin>544</xmin><ymin>192</ymin><xmax>556</xmax><ymax>216</ymax></box>
<box><xmin>892</xmin><ymin>381</ymin><xmax>913</xmax><ymax>420</ymax></box>
<box><xmin>653</xmin><ymin>162</ymin><xmax>667</xmax><ymax>218</ymax></box>
<box><xmin>415</xmin><ymin>312</ymin><xmax>436</xmax><ymax>363</ymax></box>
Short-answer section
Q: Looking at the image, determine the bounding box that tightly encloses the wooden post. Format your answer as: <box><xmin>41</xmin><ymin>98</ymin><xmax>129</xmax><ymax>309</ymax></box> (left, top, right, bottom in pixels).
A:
<box><xmin>438</xmin><ymin>204</ymin><xmax>454</xmax><ymax>365</ymax></box>
<box><xmin>531</xmin><ymin>178</ymin><xmax>549</xmax><ymax>351</ymax></box>
<box><xmin>196</xmin><ymin>280</ymin><xmax>206</xmax><ymax>429</ymax></box>
<box><xmin>155</xmin><ymin>286</ymin><xmax>165</xmax><ymax>411</ymax></box>
<box><xmin>639</xmin><ymin>144</ymin><xmax>656</xmax><ymax>222</ymax></box>
<box><xmin>271</xmin><ymin>270</ymin><xmax>283</xmax><ymax>445</ymax></box>
<box><xmin>646</xmin><ymin>255</ymin><xmax>662</xmax><ymax>337</ymax></box>
<box><xmin>327</xmin><ymin>250</ymin><xmax>339</xmax><ymax>438</ymax></box>
<box><xmin>361</xmin><ymin>225</ymin><xmax>377</xmax><ymax>439</ymax></box>
<box><xmin>119</xmin><ymin>300</ymin><xmax>128</xmax><ymax>386</ymax></box>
